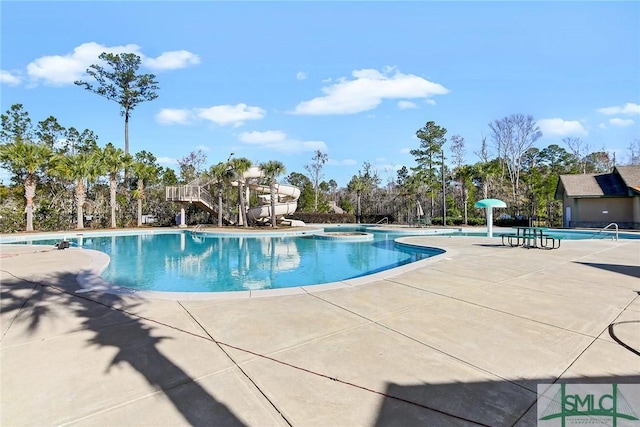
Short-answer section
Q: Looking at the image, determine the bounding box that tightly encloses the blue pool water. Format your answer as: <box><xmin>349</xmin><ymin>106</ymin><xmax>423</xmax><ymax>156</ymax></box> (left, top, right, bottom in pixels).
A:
<box><xmin>11</xmin><ymin>228</ymin><xmax>442</xmax><ymax>292</ymax></box>
<box><xmin>6</xmin><ymin>226</ymin><xmax>637</xmax><ymax>292</ymax></box>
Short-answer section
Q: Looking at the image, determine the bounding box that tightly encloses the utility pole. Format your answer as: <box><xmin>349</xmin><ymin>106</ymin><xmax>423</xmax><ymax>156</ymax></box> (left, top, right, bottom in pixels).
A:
<box><xmin>442</xmin><ymin>148</ymin><xmax>446</xmax><ymax>226</ymax></box>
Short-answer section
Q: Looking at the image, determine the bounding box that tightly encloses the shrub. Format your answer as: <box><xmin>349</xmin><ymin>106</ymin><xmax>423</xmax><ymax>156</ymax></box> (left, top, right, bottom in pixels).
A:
<box><xmin>494</xmin><ymin>218</ymin><xmax>529</xmax><ymax>227</ymax></box>
<box><xmin>286</xmin><ymin>212</ymin><xmax>356</xmax><ymax>224</ymax></box>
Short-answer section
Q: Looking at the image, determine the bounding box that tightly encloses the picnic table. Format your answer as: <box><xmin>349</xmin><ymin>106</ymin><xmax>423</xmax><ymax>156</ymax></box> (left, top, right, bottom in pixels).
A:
<box><xmin>500</xmin><ymin>226</ymin><xmax>562</xmax><ymax>249</ymax></box>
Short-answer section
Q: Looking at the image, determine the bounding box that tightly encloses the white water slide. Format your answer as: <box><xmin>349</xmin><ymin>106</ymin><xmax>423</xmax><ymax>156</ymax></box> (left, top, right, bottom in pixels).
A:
<box><xmin>241</xmin><ymin>167</ymin><xmax>301</xmax><ymax>222</ymax></box>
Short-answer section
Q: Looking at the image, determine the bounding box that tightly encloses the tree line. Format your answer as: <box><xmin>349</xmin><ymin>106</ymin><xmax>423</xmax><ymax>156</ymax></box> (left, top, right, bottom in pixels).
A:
<box><xmin>1</xmin><ymin>102</ymin><xmax>637</xmax><ymax>233</ymax></box>
<box><xmin>1</xmin><ymin>51</ymin><xmax>638</xmax><ymax>232</ymax></box>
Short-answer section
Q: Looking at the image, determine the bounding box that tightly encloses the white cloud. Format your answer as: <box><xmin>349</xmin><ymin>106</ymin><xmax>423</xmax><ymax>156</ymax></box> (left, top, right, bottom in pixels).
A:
<box><xmin>327</xmin><ymin>158</ymin><xmax>358</xmax><ymax>166</ymax></box>
<box><xmin>292</xmin><ymin>67</ymin><xmax>449</xmax><ymax>115</ymax></box>
<box><xmin>609</xmin><ymin>118</ymin><xmax>634</xmax><ymax>127</ymax></box>
<box><xmin>597</xmin><ymin>102</ymin><xmax>640</xmax><ymax>115</ymax></box>
<box><xmin>196</xmin><ymin>145</ymin><xmax>211</xmax><ymax>151</ymax></box>
<box><xmin>598</xmin><ymin>123</ymin><xmax>607</xmax><ymax>129</ymax></box>
<box><xmin>0</xmin><ymin>70</ymin><xmax>21</xmax><ymax>86</ymax></box>
<box><xmin>296</xmin><ymin>71</ymin><xmax>308</xmax><ymax>81</ymax></box>
<box><xmin>538</xmin><ymin>118</ymin><xmax>588</xmax><ymax>137</ymax></box>
<box><xmin>397</xmin><ymin>100</ymin><xmax>417</xmax><ymax>110</ymax></box>
<box><xmin>156</xmin><ymin>108</ymin><xmax>193</xmax><ymax>125</ymax></box>
<box><xmin>239</xmin><ymin>130</ymin><xmax>287</xmax><ymax>143</ymax></box>
<box><xmin>25</xmin><ymin>42</ymin><xmax>199</xmax><ymax>86</ymax></box>
<box><xmin>238</xmin><ymin>130</ymin><xmax>327</xmax><ymax>153</ymax></box>
<box><xmin>157</xmin><ymin>104</ymin><xmax>266</xmax><ymax>127</ymax></box>
<box><xmin>157</xmin><ymin>156</ymin><xmax>178</xmax><ymax>166</ymax></box>
<box><xmin>197</xmin><ymin>104</ymin><xmax>265</xmax><ymax>127</ymax></box>
<box><xmin>400</xmin><ymin>147</ymin><xmax>412</xmax><ymax>154</ymax></box>
<box><xmin>27</xmin><ymin>42</ymin><xmax>143</xmax><ymax>86</ymax></box>
<box><xmin>144</xmin><ymin>50</ymin><xmax>200</xmax><ymax>71</ymax></box>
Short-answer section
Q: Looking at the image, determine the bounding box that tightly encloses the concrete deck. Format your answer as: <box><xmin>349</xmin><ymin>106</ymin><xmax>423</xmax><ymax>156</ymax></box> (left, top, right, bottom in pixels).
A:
<box><xmin>1</xmin><ymin>234</ymin><xmax>639</xmax><ymax>426</ymax></box>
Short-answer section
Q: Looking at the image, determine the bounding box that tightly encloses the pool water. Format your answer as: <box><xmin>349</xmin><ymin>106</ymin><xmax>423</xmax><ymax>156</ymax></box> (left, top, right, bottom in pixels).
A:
<box><xmin>7</xmin><ymin>226</ymin><xmax>635</xmax><ymax>293</ymax></box>
<box><xmin>26</xmin><ymin>228</ymin><xmax>442</xmax><ymax>292</ymax></box>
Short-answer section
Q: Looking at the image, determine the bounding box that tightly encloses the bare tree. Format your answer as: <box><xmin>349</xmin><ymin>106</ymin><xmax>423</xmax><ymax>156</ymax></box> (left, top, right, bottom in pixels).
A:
<box><xmin>563</xmin><ymin>136</ymin><xmax>589</xmax><ymax>173</ymax></box>
<box><xmin>304</xmin><ymin>150</ymin><xmax>327</xmax><ymax>211</ymax></box>
<box><xmin>474</xmin><ymin>136</ymin><xmax>491</xmax><ymax>199</ymax></box>
<box><xmin>449</xmin><ymin>135</ymin><xmax>465</xmax><ymax>217</ymax></box>
<box><xmin>489</xmin><ymin>114</ymin><xmax>542</xmax><ymax>212</ymax></box>
<box><xmin>177</xmin><ymin>150</ymin><xmax>207</xmax><ymax>184</ymax></box>
<box><xmin>627</xmin><ymin>139</ymin><xmax>640</xmax><ymax>165</ymax></box>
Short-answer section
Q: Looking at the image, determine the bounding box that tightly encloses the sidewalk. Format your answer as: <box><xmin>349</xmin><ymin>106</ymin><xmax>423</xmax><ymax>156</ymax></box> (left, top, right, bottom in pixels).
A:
<box><xmin>1</xmin><ymin>236</ymin><xmax>639</xmax><ymax>426</ymax></box>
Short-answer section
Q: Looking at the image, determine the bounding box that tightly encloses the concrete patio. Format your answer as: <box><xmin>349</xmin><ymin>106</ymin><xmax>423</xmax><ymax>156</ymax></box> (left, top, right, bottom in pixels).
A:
<box><xmin>1</xmin><ymin>233</ymin><xmax>639</xmax><ymax>426</ymax></box>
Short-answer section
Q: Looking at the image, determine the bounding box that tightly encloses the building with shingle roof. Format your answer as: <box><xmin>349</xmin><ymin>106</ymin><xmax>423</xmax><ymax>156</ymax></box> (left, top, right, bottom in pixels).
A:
<box><xmin>555</xmin><ymin>165</ymin><xmax>640</xmax><ymax>229</ymax></box>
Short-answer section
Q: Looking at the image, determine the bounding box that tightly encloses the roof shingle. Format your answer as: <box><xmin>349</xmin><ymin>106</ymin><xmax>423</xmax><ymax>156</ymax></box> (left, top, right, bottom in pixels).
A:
<box><xmin>557</xmin><ymin>165</ymin><xmax>640</xmax><ymax>197</ymax></box>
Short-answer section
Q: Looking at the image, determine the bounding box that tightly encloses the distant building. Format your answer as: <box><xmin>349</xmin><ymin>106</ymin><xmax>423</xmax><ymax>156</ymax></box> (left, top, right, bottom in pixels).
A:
<box><xmin>555</xmin><ymin>165</ymin><xmax>640</xmax><ymax>229</ymax></box>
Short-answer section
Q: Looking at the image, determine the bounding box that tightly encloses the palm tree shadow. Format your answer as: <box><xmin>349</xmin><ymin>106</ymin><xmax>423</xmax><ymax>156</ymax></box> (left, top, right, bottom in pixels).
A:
<box><xmin>374</xmin><ymin>375</ymin><xmax>640</xmax><ymax>426</ymax></box>
<box><xmin>1</xmin><ymin>272</ymin><xmax>246</xmax><ymax>426</ymax></box>
<box><xmin>573</xmin><ymin>262</ymin><xmax>640</xmax><ymax>279</ymax></box>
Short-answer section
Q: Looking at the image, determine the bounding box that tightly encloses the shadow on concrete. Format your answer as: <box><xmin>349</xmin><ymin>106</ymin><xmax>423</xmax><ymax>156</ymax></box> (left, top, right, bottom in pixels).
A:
<box><xmin>3</xmin><ymin>263</ymin><xmax>638</xmax><ymax>426</ymax></box>
<box><xmin>473</xmin><ymin>243</ymin><xmax>513</xmax><ymax>248</ymax></box>
<box><xmin>0</xmin><ymin>271</ymin><xmax>246</xmax><ymax>426</ymax></box>
<box><xmin>374</xmin><ymin>375</ymin><xmax>640</xmax><ymax>426</ymax></box>
<box><xmin>574</xmin><ymin>262</ymin><xmax>640</xmax><ymax>279</ymax></box>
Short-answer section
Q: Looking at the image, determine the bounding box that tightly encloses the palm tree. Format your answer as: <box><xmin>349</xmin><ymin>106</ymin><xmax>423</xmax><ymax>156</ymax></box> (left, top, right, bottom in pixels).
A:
<box><xmin>0</xmin><ymin>141</ymin><xmax>52</xmax><ymax>231</ymax></box>
<box><xmin>100</xmin><ymin>143</ymin><xmax>131</xmax><ymax>228</ymax></box>
<box><xmin>52</xmin><ymin>151</ymin><xmax>100</xmax><ymax>229</ymax></box>
<box><xmin>347</xmin><ymin>174</ymin><xmax>368</xmax><ymax>224</ymax></box>
<box><xmin>229</xmin><ymin>157</ymin><xmax>252</xmax><ymax>227</ymax></box>
<box><xmin>454</xmin><ymin>164</ymin><xmax>477</xmax><ymax>225</ymax></box>
<box><xmin>131</xmin><ymin>151</ymin><xmax>160</xmax><ymax>226</ymax></box>
<box><xmin>260</xmin><ymin>160</ymin><xmax>286</xmax><ymax>227</ymax></box>
<box><xmin>208</xmin><ymin>161</ymin><xmax>234</xmax><ymax>227</ymax></box>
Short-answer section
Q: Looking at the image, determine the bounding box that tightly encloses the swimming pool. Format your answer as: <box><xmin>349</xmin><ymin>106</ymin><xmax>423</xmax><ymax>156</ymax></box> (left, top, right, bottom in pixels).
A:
<box><xmin>4</xmin><ymin>226</ymin><xmax>636</xmax><ymax>293</ymax></box>
<box><xmin>5</xmin><ymin>227</ymin><xmax>443</xmax><ymax>292</ymax></box>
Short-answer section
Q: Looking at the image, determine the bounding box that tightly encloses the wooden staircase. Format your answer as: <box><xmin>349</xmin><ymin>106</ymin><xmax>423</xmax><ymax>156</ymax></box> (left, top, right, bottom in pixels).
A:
<box><xmin>165</xmin><ymin>185</ymin><xmax>235</xmax><ymax>225</ymax></box>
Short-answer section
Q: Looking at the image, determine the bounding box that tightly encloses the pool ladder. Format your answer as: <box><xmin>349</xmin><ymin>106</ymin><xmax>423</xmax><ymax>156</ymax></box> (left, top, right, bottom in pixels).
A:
<box><xmin>590</xmin><ymin>223</ymin><xmax>619</xmax><ymax>241</ymax></box>
<box><xmin>191</xmin><ymin>224</ymin><xmax>203</xmax><ymax>235</ymax></box>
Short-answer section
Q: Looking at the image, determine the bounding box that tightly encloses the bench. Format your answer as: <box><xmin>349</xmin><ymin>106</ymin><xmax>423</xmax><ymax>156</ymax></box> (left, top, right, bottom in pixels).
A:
<box><xmin>500</xmin><ymin>233</ymin><xmax>536</xmax><ymax>247</ymax></box>
<box><xmin>541</xmin><ymin>235</ymin><xmax>563</xmax><ymax>249</ymax></box>
<box><xmin>500</xmin><ymin>233</ymin><xmax>519</xmax><ymax>246</ymax></box>
<box><xmin>500</xmin><ymin>231</ymin><xmax>563</xmax><ymax>249</ymax></box>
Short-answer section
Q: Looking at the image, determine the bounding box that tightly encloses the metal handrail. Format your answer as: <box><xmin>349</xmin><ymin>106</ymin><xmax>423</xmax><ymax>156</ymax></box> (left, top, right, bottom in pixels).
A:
<box><xmin>590</xmin><ymin>222</ymin><xmax>619</xmax><ymax>241</ymax></box>
<box><xmin>191</xmin><ymin>224</ymin><xmax>203</xmax><ymax>234</ymax></box>
<box><xmin>375</xmin><ymin>217</ymin><xmax>389</xmax><ymax>225</ymax></box>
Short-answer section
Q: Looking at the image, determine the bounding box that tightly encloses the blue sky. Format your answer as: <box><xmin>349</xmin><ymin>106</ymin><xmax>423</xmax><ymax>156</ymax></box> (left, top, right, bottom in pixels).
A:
<box><xmin>1</xmin><ymin>1</ymin><xmax>639</xmax><ymax>187</ymax></box>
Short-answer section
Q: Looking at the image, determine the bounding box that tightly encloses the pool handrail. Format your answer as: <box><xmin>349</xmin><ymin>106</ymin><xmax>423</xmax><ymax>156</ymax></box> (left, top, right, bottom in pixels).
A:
<box><xmin>589</xmin><ymin>222</ymin><xmax>619</xmax><ymax>241</ymax></box>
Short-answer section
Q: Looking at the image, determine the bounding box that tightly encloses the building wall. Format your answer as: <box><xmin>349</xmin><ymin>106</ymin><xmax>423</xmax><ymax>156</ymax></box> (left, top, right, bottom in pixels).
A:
<box><xmin>564</xmin><ymin>196</ymin><xmax>637</xmax><ymax>228</ymax></box>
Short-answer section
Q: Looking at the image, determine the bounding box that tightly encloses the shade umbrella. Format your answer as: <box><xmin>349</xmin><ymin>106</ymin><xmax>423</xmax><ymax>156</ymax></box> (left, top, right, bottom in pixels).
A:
<box><xmin>416</xmin><ymin>200</ymin><xmax>424</xmax><ymax>217</ymax></box>
<box><xmin>474</xmin><ymin>198</ymin><xmax>507</xmax><ymax>238</ymax></box>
